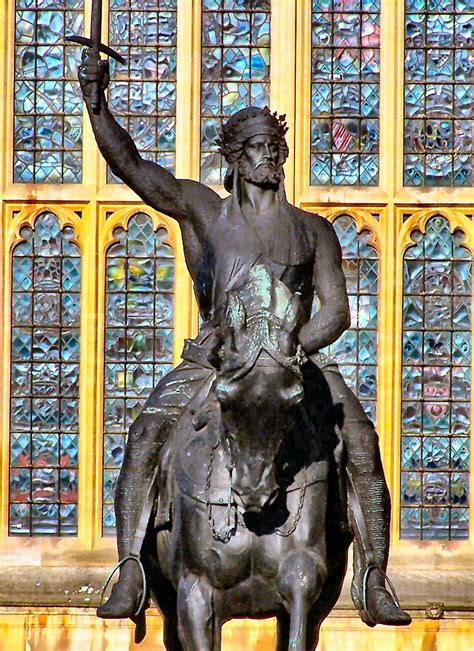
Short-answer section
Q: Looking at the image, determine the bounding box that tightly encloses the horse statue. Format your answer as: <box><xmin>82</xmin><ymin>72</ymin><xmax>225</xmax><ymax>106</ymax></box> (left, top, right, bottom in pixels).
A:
<box><xmin>139</xmin><ymin>265</ymin><xmax>352</xmax><ymax>651</ymax></box>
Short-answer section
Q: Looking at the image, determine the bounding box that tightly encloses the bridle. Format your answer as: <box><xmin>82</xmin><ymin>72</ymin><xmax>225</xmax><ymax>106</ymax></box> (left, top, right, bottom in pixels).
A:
<box><xmin>204</xmin><ymin>312</ymin><xmax>308</xmax><ymax>542</ymax></box>
<box><xmin>205</xmin><ymin>432</ymin><xmax>308</xmax><ymax>543</ymax></box>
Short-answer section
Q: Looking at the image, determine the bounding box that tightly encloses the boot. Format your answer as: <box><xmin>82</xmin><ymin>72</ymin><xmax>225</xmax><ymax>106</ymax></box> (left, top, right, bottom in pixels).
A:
<box><xmin>359</xmin><ymin>566</ymin><xmax>412</xmax><ymax>627</ymax></box>
<box><xmin>97</xmin><ymin>557</ymin><xmax>144</xmax><ymax>619</ymax></box>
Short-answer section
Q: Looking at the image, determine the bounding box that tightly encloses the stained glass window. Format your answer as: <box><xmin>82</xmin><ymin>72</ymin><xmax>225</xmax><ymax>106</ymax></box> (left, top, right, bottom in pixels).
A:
<box><xmin>107</xmin><ymin>0</ymin><xmax>177</xmax><ymax>183</ymax></box>
<box><xmin>320</xmin><ymin>215</ymin><xmax>379</xmax><ymax>423</ymax></box>
<box><xmin>404</xmin><ymin>1</ymin><xmax>474</xmax><ymax>186</ymax></box>
<box><xmin>9</xmin><ymin>213</ymin><xmax>81</xmax><ymax>536</ymax></box>
<box><xmin>200</xmin><ymin>0</ymin><xmax>271</xmax><ymax>185</ymax></box>
<box><xmin>310</xmin><ymin>0</ymin><xmax>380</xmax><ymax>186</ymax></box>
<box><xmin>102</xmin><ymin>214</ymin><xmax>175</xmax><ymax>534</ymax></box>
<box><xmin>401</xmin><ymin>216</ymin><xmax>471</xmax><ymax>539</ymax></box>
<box><xmin>14</xmin><ymin>0</ymin><xmax>84</xmax><ymax>183</ymax></box>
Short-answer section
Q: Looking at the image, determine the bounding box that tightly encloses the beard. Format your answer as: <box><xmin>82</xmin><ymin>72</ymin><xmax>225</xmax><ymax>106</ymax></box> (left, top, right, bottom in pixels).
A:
<box><xmin>237</xmin><ymin>158</ymin><xmax>282</xmax><ymax>187</ymax></box>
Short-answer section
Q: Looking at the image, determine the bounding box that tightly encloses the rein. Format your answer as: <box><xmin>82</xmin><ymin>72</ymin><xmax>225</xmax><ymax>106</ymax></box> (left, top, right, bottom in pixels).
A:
<box><xmin>205</xmin><ymin>438</ymin><xmax>237</xmax><ymax>543</ymax></box>
<box><xmin>202</xmin><ymin>298</ymin><xmax>309</xmax><ymax>542</ymax></box>
<box><xmin>203</xmin><ymin>433</ymin><xmax>308</xmax><ymax>543</ymax></box>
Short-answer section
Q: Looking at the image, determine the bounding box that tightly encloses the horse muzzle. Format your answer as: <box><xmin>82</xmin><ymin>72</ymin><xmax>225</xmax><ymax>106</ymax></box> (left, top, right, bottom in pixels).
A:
<box><xmin>232</xmin><ymin>485</ymin><xmax>279</xmax><ymax>514</ymax></box>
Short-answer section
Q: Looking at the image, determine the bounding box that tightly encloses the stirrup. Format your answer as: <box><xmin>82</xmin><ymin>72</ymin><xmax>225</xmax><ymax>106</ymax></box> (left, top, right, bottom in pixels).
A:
<box><xmin>99</xmin><ymin>554</ymin><xmax>148</xmax><ymax>618</ymax></box>
<box><xmin>361</xmin><ymin>564</ymin><xmax>401</xmax><ymax>614</ymax></box>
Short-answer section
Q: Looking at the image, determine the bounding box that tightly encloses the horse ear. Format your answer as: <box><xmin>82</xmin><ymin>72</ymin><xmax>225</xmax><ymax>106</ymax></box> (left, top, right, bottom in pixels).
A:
<box><xmin>226</xmin><ymin>293</ymin><xmax>247</xmax><ymax>332</ymax></box>
<box><xmin>282</xmin><ymin>293</ymin><xmax>302</xmax><ymax>335</ymax></box>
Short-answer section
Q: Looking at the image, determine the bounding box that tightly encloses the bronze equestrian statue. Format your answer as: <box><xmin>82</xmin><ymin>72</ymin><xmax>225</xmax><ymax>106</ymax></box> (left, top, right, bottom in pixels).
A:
<box><xmin>78</xmin><ymin>47</ymin><xmax>411</xmax><ymax>649</ymax></box>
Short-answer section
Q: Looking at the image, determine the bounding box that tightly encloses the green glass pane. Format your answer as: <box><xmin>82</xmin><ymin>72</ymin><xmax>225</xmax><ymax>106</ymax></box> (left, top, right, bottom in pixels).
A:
<box><xmin>102</xmin><ymin>215</ymin><xmax>175</xmax><ymax>534</ymax></box>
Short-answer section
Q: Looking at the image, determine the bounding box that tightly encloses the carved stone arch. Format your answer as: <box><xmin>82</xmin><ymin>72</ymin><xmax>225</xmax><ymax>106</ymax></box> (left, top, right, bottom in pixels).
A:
<box><xmin>8</xmin><ymin>205</ymin><xmax>83</xmax><ymax>256</ymax></box>
<box><xmin>399</xmin><ymin>208</ymin><xmax>474</xmax><ymax>257</ymax></box>
<box><xmin>316</xmin><ymin>207</ymin><xmax>382</xmax><ymax>257</ymax></box>
<box><xmin>101</xmin><ymin>207</ymin><xmax>178</xmax><ymax>255</ymax></box>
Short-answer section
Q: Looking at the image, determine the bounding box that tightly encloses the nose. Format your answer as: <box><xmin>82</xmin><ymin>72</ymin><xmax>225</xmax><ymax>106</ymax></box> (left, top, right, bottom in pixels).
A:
<box><xmin>233</xmin><ymin>490</ymin><xmax>273</xmax><ymax>513</ymax></box>
<box><xmin>262</xmin><ymin>142</ymin><xmax>272</xmax><ymax>158</ymax></box>
<box><xmin>232</xmin><ymin>465</ymin><xmax>279</xmax><ymax>513</ymax></box>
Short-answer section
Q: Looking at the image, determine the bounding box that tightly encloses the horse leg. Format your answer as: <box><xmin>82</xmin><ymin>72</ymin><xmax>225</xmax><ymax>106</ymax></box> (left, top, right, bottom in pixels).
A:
<box><xmin>276</xmin><ymin>612</ymin><xmax>290</xmax><ymax>651</ymax></box>
<box><xmin>278</xmin><ymin>550</ymin><xmax>327</xmax><ymax>651</ymax></box>
<box><xmin>278</xmin><ymin>608</ymin><xmax>322</xmax><ymax>651</ymax></box>
<box><xmin>305</xmin><ymin>608</ymin><xmax>323</xmax><ymax>651</ymax></box>
<box><xmin>162</xmin><ymin>614</ymin><xmax>183</xmax><ymax>651</ymax></box>
<box><xmin>177</xmin><ymin>573</ymin><xmax>219</xmax><ymax>651</ymax></box>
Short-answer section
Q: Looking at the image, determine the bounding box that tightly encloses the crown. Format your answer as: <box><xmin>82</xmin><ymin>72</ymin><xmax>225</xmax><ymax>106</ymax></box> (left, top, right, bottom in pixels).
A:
<box><xmin>217</xmin><ymin>106</ymin><xmax>288</xmax><ymax>157</ymax></box>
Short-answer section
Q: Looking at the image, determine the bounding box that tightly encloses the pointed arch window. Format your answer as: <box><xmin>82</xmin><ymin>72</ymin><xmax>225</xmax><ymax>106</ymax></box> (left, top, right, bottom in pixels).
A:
<box><xmin>401</xmin><ymin>216</ymin><xmax>471</xmax><ymax>539</ymax></box>
<box><xmin>102</xmin><ymin>213</ymin><xmax>175</xmax><ymax>534</ymax></box>
<box><xmin>321</xmin><ymin>214</ymin><xmax>379</xmax><ymax>423</ymax></box>
<box><xmin>9</xmin><ymin>212</ymin><xmax>81</xmax><ymax>536</ymax></box>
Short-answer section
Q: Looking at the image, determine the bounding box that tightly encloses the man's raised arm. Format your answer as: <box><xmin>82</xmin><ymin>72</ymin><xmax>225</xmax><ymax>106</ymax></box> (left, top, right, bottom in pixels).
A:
<box><xmin>299</xmin><ymin>216</ymin><xmax>351</xmax><ymax>356</ymax></box>
<box><xmin>78</xmin><ymin>52</ymin><xmax>218</xmax><ymax>220</ymax></box>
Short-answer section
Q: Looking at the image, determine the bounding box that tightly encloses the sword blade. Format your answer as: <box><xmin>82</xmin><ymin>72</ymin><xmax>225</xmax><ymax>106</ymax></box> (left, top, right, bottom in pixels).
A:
<box><xmin>89</xmin><ymin>0</ymin><xmax>103</xmax><ymax>112</ymax></box>
<box><xmin>90</xmin><ymin>0</ymin><xmax>102</xmax><ymax>55</ymax></box>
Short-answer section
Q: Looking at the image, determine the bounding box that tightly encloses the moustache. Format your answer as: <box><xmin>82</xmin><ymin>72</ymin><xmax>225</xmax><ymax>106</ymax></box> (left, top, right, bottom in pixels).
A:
<box><xmin>255</xmin><ymin>158</ymin><xmax>274</xmax><ymax>169</ymax></box>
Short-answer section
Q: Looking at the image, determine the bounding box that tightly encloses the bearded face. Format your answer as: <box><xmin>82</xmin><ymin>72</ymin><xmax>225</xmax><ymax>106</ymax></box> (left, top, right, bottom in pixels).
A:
<box><xmin>237</xmin><ymin>134</ymin><xmax>282</xmax><ymax>187</ymax></box>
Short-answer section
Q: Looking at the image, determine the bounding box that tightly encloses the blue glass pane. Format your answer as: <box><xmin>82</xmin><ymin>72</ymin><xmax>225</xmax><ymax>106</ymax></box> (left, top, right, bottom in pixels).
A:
<box><xmin>107</xmin><ymin>3</ymin><xmax>177</xmax><ymax>182</ymax></box>
<box><xmin>404</xmin><ymin>3</ymin><xmax>474</xmax><ymax>186</ymax></box>
<box><xmin>14</xmin><ymin>2</ymin><xmax>84</xmax><ymax>182</ymax></box>
<box><xmin>9</xmin><ymin>213</ymin><xmax>81</xmax><ymax>536</ymax></box>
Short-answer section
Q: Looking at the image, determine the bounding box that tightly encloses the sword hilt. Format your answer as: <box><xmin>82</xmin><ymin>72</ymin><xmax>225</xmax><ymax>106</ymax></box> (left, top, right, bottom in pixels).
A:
<box><xmin>65</xmin><ymin>35</ymin><xmax>126</xmax><ymax>64</ymax></box>
<box><xmin>67</xmin><ymin>35</ymin><xmax>125</xmax><ymax>113</ymax></box>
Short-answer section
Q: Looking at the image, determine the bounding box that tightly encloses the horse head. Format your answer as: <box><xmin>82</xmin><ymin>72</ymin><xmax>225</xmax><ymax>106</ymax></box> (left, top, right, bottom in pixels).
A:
<box><xmin>208</xmin><ymin>264</ymin><xmax>306</xmax><ymax>515</ymax></box>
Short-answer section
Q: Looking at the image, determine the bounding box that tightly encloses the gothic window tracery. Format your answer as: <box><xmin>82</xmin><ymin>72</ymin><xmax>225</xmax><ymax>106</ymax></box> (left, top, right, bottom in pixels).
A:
<box><xmin>400</xmin><ymin>215</ymin><xmax>471</xmax><ymax>539</ymax></box>
<box><xmin>2</xmin><ymin>0</ymin><xmax>472</xmax><ymax>566</ymax></box>
<box><xmin>9</xmin><ymin>213</ymin><xmax>81</xmax><ymax>536</ymax></box>
<box><xmin>102</xmin><ymin>213</ymin><xmax>175</xmax><ymax>534</ymax></box>
<box><xmin>320</xmin><ymin>214</ymin><xmax>379</xmax><ymax>422</ymax></box>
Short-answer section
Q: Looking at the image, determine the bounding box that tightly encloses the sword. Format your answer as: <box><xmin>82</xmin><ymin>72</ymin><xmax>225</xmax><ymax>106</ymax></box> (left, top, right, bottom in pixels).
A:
<box><xmin>65</xmin><ymin>0</ymin><xmax>125</xmax><ymax>113</ymax></box>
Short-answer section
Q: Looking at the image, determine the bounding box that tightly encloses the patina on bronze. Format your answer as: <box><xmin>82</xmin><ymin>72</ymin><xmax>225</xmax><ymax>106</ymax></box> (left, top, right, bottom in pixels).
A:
<box><xmin>78</xmin><ymin>43</ymin><xmax>411</xmax><ymax>649</ymax></box>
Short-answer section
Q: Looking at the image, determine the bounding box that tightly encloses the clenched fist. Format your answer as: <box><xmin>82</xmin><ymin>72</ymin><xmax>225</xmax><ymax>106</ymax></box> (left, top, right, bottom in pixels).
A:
<box><xmin>78</xmin><ymin>48</ymin><xmax>110</xmax><ymax>100</ymax></box>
